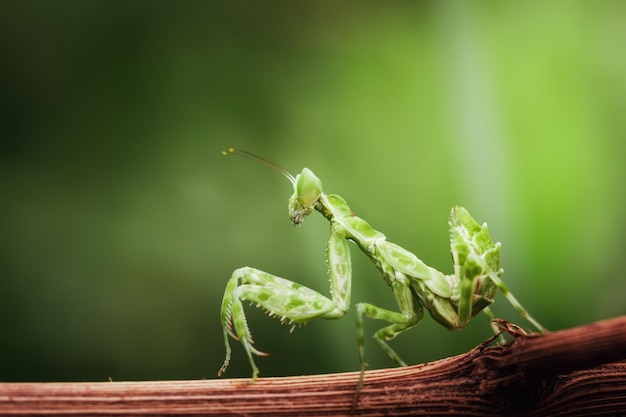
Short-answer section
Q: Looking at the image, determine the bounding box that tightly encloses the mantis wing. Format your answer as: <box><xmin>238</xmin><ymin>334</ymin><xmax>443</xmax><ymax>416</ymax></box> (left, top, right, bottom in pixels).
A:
<box><xmin>377</xmin><ymin>242</ymin><xmax>453</xmax><ymax>298</ymax></box>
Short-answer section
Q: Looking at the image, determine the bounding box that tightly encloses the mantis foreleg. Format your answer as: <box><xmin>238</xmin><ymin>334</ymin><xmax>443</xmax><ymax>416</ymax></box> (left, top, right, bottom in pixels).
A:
<box><xmin>219</xmin><ymin>226</ymin><xmax>352</xmax><ymax>379</ymax></box>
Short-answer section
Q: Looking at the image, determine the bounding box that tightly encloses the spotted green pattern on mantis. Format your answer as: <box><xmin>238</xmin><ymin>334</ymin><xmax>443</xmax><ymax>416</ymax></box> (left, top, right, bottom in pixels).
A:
<box><xmin>218</xmin><ymin>148</ymin><xmax>545</xmax><ymax>393</ymax></box>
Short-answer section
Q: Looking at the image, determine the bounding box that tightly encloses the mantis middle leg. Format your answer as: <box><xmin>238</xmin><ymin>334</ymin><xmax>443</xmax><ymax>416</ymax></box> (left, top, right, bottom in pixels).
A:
<box><xmin>355</xmin><ymin>274</ymin><xmax>423</xmax><ymax>390</ymax></box>
<box><xmin>219</xmin><ymin>225</ymin><xmax>352</xmax><ymax>379</ymax></box>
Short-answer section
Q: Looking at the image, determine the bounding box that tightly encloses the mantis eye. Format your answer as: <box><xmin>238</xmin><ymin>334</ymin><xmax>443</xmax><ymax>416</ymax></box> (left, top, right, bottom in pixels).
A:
<box><xmin>296</xmin><ymin>168</ymin><xmax>322</xmax><ymax>208</ymax></box>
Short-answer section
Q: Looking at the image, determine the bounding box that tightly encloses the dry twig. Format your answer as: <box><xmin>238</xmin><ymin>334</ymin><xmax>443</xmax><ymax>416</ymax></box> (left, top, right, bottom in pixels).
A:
<box><xmin>1</xmin><ymin>315</ymin><xmax>625</xmax><ymax>416</ymax></box>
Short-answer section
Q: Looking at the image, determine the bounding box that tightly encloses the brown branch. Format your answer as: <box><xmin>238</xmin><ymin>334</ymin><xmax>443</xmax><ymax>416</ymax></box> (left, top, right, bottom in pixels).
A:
<box><xmin>1</xmin><ymin>316</ymin><xmax>625</xmax><ymax>416</ymax></box>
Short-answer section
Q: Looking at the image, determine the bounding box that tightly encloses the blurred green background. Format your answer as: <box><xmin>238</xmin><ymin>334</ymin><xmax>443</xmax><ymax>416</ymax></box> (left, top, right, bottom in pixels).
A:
<box><xmin>1</xmin><ymin>1</ymin><xmax>625</xmax><ymax>382</ymax></box>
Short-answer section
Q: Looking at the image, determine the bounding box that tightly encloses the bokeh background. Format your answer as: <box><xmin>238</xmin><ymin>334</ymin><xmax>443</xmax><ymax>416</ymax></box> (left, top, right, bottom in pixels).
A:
<box><xmin>2</xmin><ymin>1</ymin><xmax>625</xmax><ymax>382</ymax></box>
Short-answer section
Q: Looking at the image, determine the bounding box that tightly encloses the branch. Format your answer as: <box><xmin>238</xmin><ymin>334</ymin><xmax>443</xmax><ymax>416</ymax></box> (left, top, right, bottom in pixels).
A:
<box><xmin>1</xmin><ymin>316</ymin><xmax>625</xmax><ymax>416</ymax></box>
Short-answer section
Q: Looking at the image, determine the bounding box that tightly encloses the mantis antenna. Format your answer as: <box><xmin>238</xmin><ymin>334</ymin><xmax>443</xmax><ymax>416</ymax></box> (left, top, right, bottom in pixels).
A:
<box><xmin>222</xmin><ymin>148</ymin><xmax>296</xmax><ymax>186</ymax></box>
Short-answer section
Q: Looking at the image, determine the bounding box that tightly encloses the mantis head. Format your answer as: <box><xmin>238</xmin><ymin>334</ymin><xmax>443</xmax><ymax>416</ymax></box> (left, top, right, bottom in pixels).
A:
<box><xmin>223</xmin><ymin>148</ymin><xmax>322</xmax><ymax>226</ymax></box>
<box><xmin>289</xmin><ymin>168</ymin><xmax>322</xmax><ymax>225</ymax></box>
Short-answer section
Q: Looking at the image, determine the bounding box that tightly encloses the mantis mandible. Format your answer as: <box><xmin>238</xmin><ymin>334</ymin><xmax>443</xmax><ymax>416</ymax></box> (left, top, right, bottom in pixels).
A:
<box><xmin>218</xmin><ymin>148</ymin><xmax>544</xmax><ymax>390</ymax></box>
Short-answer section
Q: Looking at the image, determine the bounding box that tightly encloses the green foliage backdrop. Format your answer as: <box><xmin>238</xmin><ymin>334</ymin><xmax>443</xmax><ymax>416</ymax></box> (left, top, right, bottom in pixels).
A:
<box><xmin>1</xmin><ymin>1</ymin><xmax>625</xmax><ymax>382</ymax></box>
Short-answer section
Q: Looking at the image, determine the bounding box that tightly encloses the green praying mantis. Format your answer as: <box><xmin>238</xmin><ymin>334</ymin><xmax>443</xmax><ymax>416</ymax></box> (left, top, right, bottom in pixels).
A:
<box><xmin>218</xmin><ymin>148</ymin><xmax>545</xmax><ymax>390</ymax></box>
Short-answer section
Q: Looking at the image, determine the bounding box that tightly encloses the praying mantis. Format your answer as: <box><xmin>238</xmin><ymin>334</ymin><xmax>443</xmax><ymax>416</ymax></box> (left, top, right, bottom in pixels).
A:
<box><xmin>218</xmin><ymin>148</ymin><xmax>545</xmax><ymax>390</ymax></box>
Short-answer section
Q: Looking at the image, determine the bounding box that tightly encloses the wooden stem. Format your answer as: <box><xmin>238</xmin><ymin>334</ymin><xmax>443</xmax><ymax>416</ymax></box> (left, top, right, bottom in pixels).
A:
<box><xmin>1</xmin><ymin>316</ymin><xmax>625</xmax><ymax>416</ymax></box>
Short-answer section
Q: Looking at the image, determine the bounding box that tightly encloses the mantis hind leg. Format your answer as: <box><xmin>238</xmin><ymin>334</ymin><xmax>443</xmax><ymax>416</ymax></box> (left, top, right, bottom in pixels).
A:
<box><xmin>219</xmin><ymin>266</ymin><xmax>347</xmax><ymax>379</ymax></box>
<box><xmin>481</xmin><ymin>306</ymin><xmax>509</xmax><ymax>344</ymax></box>
<box><xmin>487</xmin><ymin>273</ymin><xmax>545</xmax><ymax>333</ymax></box>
